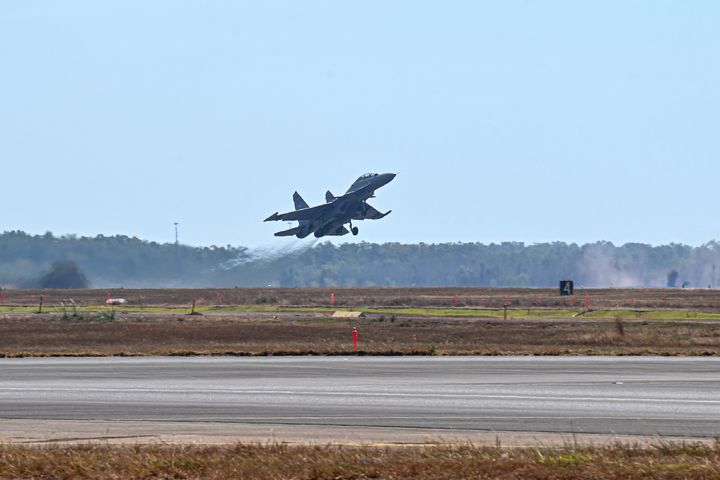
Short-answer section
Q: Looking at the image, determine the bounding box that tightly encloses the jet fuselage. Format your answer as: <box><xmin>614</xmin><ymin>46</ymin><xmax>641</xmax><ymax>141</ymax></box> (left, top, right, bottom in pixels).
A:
<box><xmin>264</xmin><ymin>173</ymin><xmax>396</xmax><ymax>238</ymax></box>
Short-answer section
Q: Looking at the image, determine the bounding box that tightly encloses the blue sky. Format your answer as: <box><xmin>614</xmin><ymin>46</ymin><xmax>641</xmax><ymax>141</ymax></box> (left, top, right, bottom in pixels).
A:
<box><xmin>1</xmin><ymin>1</ymin><xmax>718</xmax><ymax>248</ymax></box>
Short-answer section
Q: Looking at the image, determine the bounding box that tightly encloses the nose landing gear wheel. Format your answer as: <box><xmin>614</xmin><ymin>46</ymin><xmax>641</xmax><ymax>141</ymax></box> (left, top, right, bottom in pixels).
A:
<box><xmin>351</xmin><ymin>226</ymin><xmax>359</xmax><ymax>236</ymax></box>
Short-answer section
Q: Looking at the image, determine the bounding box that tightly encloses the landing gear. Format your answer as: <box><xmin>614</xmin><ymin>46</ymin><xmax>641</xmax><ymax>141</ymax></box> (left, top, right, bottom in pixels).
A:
<box><xmin>350</xmin><ymin>221</ymin><xmax>359</xmax><ymax>236</ymax></box>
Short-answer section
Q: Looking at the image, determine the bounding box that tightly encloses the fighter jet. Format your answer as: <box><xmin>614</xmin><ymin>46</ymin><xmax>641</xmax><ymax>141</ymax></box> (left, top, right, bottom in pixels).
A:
<box><xmin>264</xmin><ymin>173</ymin><xmax>396</xmax><ymax>238</ymax></box>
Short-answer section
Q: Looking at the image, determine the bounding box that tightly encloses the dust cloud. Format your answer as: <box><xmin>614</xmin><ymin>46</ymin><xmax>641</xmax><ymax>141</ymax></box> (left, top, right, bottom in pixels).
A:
<box><xmin>579</xmin><ymin>248</ymin><xmax>641</xmax><ymax>287</ymax></box>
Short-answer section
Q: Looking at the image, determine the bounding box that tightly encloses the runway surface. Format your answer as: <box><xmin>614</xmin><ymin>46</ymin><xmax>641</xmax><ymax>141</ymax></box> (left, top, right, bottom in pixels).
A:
<box><xmin>0</xmin><ymin>356</ymin><xmax>718</xmax><ymax>443</ymax></box>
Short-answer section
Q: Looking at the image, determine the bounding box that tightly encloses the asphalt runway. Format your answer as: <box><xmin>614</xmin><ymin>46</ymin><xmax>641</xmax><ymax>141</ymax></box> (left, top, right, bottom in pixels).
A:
<box><xmin>0</xmin><ymin>356</ymin><xmax>718</xmax><ymax>444</ymax></box>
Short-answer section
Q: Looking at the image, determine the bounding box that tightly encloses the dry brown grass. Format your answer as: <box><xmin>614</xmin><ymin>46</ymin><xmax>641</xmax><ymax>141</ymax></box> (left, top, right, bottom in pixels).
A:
<box><xmin>0</xmin><ymin>442</ymin><xmax>718</xmax><ymax>479</ymax></box>
<box><xmin>1</xmin><ymin>313</ymin><xmax>720</xmax><ymax>356</ymax></box>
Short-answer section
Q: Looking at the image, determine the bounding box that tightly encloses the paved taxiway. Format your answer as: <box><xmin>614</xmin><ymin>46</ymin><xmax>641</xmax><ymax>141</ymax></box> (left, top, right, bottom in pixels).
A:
<box><xmin>0</xmin><ymin>357</ymin><xmax>718</xmax><ymax>443</ymax></box>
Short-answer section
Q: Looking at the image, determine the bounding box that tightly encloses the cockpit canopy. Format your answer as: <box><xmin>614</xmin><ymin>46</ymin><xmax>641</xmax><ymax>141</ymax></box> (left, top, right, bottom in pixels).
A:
<box><xmin>356</xmin><ymin>173</ymin><xmax>378</xmax><ymax>182</ymax></box>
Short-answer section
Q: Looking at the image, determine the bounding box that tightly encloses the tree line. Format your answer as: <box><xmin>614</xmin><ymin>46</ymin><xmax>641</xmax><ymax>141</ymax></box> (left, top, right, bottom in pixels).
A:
<box><xmin>0</xmin><ymin>231</ymin><xmax>717</xmax><ymax>288</ymax></box>
<box><xmin>271</xmin><ymin>241</ymin><xmax>719</xmax><ymax>288</ymax></box>
<box><xmin>0</xmin><ymin>231</ymin><xmax>246</xmax><ymax>288</ymax></box>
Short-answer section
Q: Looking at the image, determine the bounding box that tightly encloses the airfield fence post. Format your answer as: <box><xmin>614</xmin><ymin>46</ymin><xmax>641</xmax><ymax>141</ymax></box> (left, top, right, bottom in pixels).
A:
<box><xmin>37</xmin><ymin>295</ymin><xmax>43</xmax><ymax>314</ymax></box>
<box><xmin>503</xmin><ymin>297</ymin><xmax>508</xmax><ymax>320</ymax></box>
<box><xmin>191</xmin><ymin>299</ymin><xmax>196</xmax><ymax>315</ymax></box>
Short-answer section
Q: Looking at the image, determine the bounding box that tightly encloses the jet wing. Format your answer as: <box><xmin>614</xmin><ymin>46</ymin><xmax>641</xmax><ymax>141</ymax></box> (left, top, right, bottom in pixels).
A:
<box><xmin>264</xmin><ymin>203</ymin><xmax>329</xmax><ymax>222</ymax></box>
<box><xmin>352</xmin><ymin>203</ymin><xmax>391</xmax><ymax>220</ymax></box>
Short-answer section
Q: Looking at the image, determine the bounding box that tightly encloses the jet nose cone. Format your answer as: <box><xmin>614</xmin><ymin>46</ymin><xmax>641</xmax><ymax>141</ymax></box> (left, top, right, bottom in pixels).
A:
<box><xmin>370</xmin><ymin>173</ymin><xmax>396</xmax><ymax>189</ymax></box>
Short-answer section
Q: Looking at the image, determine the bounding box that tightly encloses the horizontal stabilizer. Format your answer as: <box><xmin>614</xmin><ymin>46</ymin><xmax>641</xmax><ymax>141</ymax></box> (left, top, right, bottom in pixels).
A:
<box><xmin>293</xmin><ymin>191</ymin><xmax>309</xmax><ymax>210</ymax></box>
<box><xmin>264</xmin><ymin>212</ymin><xmax>280</xmax><ymax>222</ymax></box>
<box><xmin>325</xmin><ymin>190</ymin><xmax>336</xmax><ymax>203</ymax></box>
<box><xmin>274</xmin><ymin>226</ymin><xmax>302</xmax><ymax>237</ymax></box>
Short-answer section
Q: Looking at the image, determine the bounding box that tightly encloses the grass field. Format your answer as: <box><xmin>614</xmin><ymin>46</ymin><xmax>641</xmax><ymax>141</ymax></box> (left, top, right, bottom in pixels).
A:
<box><xmin>1</xmin><ymin>310</ymin><xmax>719</xmax><ymax>356</ymax></box>
<box><xmin>1</xmin><ymin>287</ymin><xmax>720</xmax><ymax>356</ymax></box>
<box><xmin>1</xmin><ymin>442</ymin><xmax>718</xmax><ymax>479</ymax></box>
<box><xmin>4</xmin><ymin>286</ymin><xmax>720</xmax><ymax>310</ymax></box>
<box><xmin>5</xmin><ymin>303</ymin><xmax>720</xmax><ymax>321</ymax></box>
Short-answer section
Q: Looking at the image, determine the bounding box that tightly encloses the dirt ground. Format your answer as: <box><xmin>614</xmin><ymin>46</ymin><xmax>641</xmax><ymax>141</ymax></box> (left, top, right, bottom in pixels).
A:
<box><xmin>1</xmin><ymin>310</ymin><xmax>719</xmax><ymax>356</ymax></box>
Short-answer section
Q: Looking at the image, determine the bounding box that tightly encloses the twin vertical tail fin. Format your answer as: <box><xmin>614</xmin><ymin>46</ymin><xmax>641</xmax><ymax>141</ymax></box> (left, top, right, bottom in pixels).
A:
<box><xmin>293</xmin><ymin>191</ymin><xmax>309</xmax><ymax>210</ymax></box>
<box><xmin>325</xmin><ymin>190</ymin><xmax>336</xmax><ymax>203</ymax></box>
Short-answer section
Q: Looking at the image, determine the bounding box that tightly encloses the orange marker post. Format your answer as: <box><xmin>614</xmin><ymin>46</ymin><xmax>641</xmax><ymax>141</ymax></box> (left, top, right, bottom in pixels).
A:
<box><xmin>331</xmin><ymin>289</ymin><xmax>335</xmax><ymax>307</ymax></box>
<box><xmin>453</xmin><ymin>293</ymin><xmax>459</xmax><ymax>306</ymax></box>
<box><xmin>352</xmin><ymin>327</ymin><xmax>358</xmax><ymax>352</ymax></box>
<box><xmin>585</xmin><ymin>294</ymin><xmax>591</xmax><ymax>309</ymax></box>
